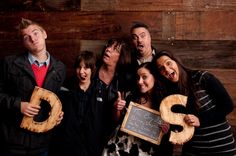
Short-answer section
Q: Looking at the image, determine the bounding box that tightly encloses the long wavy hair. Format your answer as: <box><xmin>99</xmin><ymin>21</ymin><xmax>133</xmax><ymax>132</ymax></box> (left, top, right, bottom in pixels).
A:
<box><xmin>132</xmin><ymin>62</ymin><xmax>165</xmax><ymax>110</ymax></box>
<box><xmin>99</xmin><ymin>37</ymin><xmax>132</xmax><ymax>92</ymax></box>
<box><xmin>100</xmin><ymin>37</ymin><xmax>132</xmax><ymax>70</ymax></box>
<box><xmin>152</xmin><ymin>50</ymin><xmax>192</xmax><ymax>96</ymax></box>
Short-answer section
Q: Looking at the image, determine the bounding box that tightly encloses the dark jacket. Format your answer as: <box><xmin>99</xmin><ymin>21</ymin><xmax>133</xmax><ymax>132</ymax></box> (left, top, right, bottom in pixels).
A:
<box><xmin>0</xmin><ymin>53</ymin><xmax>66</xmax><ymax>155</ymax></box>
<box><xmin>84</xmin><ymin>71</ymin><xmax>121</xmax><ymax>156</ymax></box>
<box><xmin>49</xmin><ymin>79</ymin><xmax>96</xmax><ymax>156</ymax></box>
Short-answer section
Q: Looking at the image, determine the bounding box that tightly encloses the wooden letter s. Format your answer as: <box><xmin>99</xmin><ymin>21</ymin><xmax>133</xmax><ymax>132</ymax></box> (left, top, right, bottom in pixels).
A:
<box><xmin>160</xmin><ymin>94</ymin><xmax>194</xmax><ymax>144</ymax></box>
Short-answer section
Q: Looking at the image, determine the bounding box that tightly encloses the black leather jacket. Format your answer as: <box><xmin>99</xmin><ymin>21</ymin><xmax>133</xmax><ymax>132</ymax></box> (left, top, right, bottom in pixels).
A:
<box><xmin>0</xmin><ymin>53</ymin><xmax>66</xmax><ymax>155</ymax></box>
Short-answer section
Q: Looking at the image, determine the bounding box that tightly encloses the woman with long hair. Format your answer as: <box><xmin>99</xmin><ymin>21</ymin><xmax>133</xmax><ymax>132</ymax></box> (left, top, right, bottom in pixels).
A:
<box><xmin>153</xmin><ymin>50</ymin><xmax>236</xmax><ymax>156</ymax></box>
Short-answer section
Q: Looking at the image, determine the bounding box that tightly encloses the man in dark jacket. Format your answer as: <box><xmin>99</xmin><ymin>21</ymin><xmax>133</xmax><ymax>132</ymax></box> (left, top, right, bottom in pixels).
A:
<box><xmin>0</xmin><ymin>18</ymin><xmax>66</xmax><ymax>156</ymax></box>
<box><xmin>129</xmin><ymin>22</ymin><xmax>157</xmax><ymax>91</ymax></box>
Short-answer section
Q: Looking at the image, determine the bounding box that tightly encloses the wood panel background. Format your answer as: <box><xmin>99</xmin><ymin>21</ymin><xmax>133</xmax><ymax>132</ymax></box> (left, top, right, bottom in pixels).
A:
<box><xmin>0</xmin><ymin>1</ymin><xmax>235</xmax><ymax>154</ymax></box>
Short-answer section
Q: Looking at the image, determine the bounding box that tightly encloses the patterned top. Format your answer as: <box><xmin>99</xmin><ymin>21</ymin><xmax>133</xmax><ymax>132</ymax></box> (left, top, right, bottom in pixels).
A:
<box><xmin>182</xmin><ymin>70</ymin><xmax>236</xmax><ymax>156</ymax></box>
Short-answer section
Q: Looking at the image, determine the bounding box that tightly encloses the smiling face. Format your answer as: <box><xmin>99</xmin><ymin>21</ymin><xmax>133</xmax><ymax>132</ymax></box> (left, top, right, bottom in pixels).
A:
<box><xmin>21</xmin><ymin>24</ymin><xmax>47</xmax><ymax>55</ymax></box>
<box><xmin>137</xmin><ymin>67</ymin><xmax>155</xmax><ymax>94</ymax></box>
<box><xmin>156</xmin><ymin>55</ymin><xmax>180</xmax><ymax>82</ymax></box>
<box><xmin>76</xmin><ymin>60</ymin><xmax>92</xmax><ymax>85</ymax></box>
<box><xmin>131</xmin><ymin>27</ymin><xmax>152</xmax><ymax>57</ymax></box>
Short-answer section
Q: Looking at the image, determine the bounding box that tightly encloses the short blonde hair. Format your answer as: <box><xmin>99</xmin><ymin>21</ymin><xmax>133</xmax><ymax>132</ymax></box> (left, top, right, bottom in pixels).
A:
<box><xmin>17</xmin><ymin>18</ymin><xmax>45</xmax><ymax>36</ymax></box>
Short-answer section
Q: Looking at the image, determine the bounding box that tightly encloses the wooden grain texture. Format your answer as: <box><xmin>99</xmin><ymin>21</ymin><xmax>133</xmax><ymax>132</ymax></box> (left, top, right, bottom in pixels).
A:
<box><xmin>175</xmin><ymin>11</ymin><xmax>236</xmax><ymax>40</ymax></box>
<box><xmin>81</xmin><ymin>0</ymin><xmax>236</xmax><ymax>11</ymax></box>
<box><xmin>0</xmin><ymin>0</ymin><xmax>81</xmax><ymax>11</ymax></box>
<box><xmin>160</xmin><ymin>94</ymin><xmax>194</xmax><ymax>145</ymax></box>
<box><xmin>1</xmin><ymin>0</ymin><xmax>236</xmax><ymax>11</ymax></box>
<box><xmin>1</xmin><ymin>11</ymin><xmax>236</xmax><ymax>41</ymax></box>
<box><xmin>153</xmin><ymin>40</ymin><xmax>236</xmax><ymax>69</ymax></box>
<box><xmin>20</xmin><ymin>87</ymin><xmax>62</xmax><ymax>133</ymax></box>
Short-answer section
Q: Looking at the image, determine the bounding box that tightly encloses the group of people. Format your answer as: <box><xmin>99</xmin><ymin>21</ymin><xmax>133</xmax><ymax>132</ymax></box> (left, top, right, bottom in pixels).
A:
<box><xmin>0</xmin><ymin>18</ymin><xmax>235</xmax><ymax>156</ymax></box>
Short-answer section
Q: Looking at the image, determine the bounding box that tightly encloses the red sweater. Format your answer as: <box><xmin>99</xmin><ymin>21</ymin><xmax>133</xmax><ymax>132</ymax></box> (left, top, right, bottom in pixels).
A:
<box><xmin>31</xmin><ymin>64</ymin><xmax>49</xmax><ymax>87</ymax></box>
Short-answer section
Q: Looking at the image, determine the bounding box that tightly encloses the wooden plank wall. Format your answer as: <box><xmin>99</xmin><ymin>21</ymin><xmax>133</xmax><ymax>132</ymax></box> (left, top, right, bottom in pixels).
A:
<box><xmin>0</xmin><ymin>0</ymin><xmax>236</xmax><ymax>139</ymax></box>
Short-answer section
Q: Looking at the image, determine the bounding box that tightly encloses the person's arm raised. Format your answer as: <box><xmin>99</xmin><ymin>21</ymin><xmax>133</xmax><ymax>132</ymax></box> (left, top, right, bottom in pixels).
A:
<box><xmin>113</xmin><ymin>91</ymin><xmax>126</xmax><ymax>122</ymax></box>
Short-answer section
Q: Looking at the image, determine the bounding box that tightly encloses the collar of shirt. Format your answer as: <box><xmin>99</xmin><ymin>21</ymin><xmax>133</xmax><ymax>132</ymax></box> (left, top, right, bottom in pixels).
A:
<box><xmin>137</xmin><ymin>49</ymin><xmax>156</xmax><ymax>65</ymax></box>
<box><xmin>28</xmin><ymin>51</ymin><xmax>50</xmax><ymax>67</ymax></box>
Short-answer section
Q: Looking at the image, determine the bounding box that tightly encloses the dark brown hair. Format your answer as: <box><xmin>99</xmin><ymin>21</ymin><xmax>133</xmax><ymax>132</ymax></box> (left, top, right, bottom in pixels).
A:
<box><xmin>134</xmin><ymin>62</ymin><xmax>165</xmax><ymax>109</ymax></box>
<box><xmin>130</xmin><ymin>21</ymin><xmax>150</xmax><ymax>33</ymax></box>
<box><xmin>153</xmin><ymin>50</ymin><xmax>191</xmax><ymax>96</ymax></box>
<box><xmin>74</xmin><ymin>50</ymin><xmax>97</xmax><ymax>78</ymax></box>
<box><xmin>102</xmin><ymin>37</ymin><xmax>131</xmax><ymax>69</ymax></box>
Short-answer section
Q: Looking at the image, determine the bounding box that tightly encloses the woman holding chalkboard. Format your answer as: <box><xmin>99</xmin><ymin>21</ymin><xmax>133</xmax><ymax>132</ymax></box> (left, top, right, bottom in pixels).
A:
<box><xmin>103</xmin><ymin>62</ymin><xmax>173</xmax><ymax>156</ymax></box>
<box><xmin>153</xmin><ymin>50</ymin><xmax>236</xmax><ymax>156</ymax></box>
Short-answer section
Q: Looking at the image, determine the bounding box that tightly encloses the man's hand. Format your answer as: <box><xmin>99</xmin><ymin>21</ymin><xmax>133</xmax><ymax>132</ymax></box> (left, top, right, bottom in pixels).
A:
<box><xmin>21</xmin><ymin>102</ymin><xmax>40</xmax><ymax>117</ymax></box>
<box><xmin>56</xmin><ymin>111</ymin><xmax>64</xmax><ymax>125</ymax></box>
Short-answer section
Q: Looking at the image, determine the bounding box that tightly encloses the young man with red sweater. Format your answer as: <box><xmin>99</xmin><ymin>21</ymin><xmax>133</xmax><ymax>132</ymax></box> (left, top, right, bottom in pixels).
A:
<box><xmin>0</xmin><ymin>18</ymin><xmax>66</xmax><ymax>156</ymax></box>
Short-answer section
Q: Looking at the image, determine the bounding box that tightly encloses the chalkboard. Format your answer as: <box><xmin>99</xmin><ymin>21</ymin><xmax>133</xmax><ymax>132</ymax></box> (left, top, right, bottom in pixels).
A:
<box><xmin>120</xmin><ymin>101</ymin><xmax>164</xmax><ymax>145</ymax></box>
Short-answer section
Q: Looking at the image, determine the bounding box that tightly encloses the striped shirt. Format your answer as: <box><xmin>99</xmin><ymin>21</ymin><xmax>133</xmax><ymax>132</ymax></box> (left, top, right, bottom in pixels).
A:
<box><xmin>182</xmin><ymin>70</ymin><xmax>236</xmax><ymax>156</ymax></box>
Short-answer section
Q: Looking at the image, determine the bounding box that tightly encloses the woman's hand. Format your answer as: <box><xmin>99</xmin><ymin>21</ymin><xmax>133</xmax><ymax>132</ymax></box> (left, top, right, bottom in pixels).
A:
<box><xmin>184</xmin><ymin>114</ymin><xmax>200</xmax><ymax>127</ymax></box>
<box><xmin>113</xmin><ymin>91</ymin><xmax>126</xmax><ymax>111</ymax></box>
<box><xmin>113</xmin><ymin>91</ymin><xmax>126</xmax><ymax>121</ymax></box>
<box><xmin>160</xmin><ymin>122</ymin><xmax>170</xmax><ymax>134</ymax></box>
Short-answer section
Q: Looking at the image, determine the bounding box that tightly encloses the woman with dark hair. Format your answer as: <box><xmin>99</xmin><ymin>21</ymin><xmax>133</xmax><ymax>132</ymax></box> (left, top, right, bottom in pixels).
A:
<box><xmin>85</xmin><ymin>38</ymin><xmax>133</xmax><ymax>156</ymax></box>
<box><xmin>65</xmin><ymin>50</ymin><xmax>97</xmax><ymax>90</ymax></box>
<box><xmin>49</xmin><ymin>51</ymin><xmax>97</xmax><ymax>156</ymax></box>
<box><xmin>104</xmin><ymin>62</ymin><xmax>173</xmax><ymax>156</ymax></box>
<box><xmin>153</xmin><ymin>50</ymin><xmax>236</xmax><ymax>156</ymax></box>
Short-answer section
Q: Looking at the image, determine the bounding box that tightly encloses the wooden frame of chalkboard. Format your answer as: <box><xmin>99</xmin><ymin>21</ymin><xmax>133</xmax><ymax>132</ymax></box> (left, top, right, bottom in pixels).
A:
<box><xmin>120</xmin><ymin>101</ymin><xmax>164</xmax><ymax>145</ymax></box>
